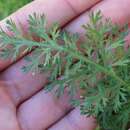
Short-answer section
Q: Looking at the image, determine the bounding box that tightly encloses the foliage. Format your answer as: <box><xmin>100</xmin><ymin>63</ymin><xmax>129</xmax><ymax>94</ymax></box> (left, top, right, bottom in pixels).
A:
<box><xmin>0</xmin><ymin>11</ymin><xmax>130</xmax><ymax>130</ymax></box>
<box><xmin>0</xmin><ymin>0</ymin><xmax>32</xmax><ymax>20</ymax></box>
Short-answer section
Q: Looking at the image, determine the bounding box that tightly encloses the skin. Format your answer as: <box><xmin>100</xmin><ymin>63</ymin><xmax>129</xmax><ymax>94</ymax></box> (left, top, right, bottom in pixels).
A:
<box><xmin>0</xmin><ymin>0</ymin><xmax>130</xmax><ymax>130</ymax></box>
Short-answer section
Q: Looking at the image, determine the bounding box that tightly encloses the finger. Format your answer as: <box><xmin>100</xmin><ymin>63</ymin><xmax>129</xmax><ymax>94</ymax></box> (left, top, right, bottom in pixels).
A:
<box><xmin>65</xmin><ymin>0</ymin><xmax>130</xmax><ymax>36</ymax></box>
<box><xmin>0</xmin><ymin>0</ymin><xmax>102</xmax><ymax>106</ymax></box>
<box><xmin>48</xmin><ymin>108</ymin><xmax>96</xmax><ymax>130</ymax></box>
<box><xmin>65</xmin><ymin>0</ymin><xmax>130</xmax><ymax>51</ymax></box>
<box><xmin>18</xmin><ymin>89</ymin><xmax>73</xmax><ymax>130</ymax></box>
<box><xmin>0</xmin><ymin>54</ymin><xmax>50</xmax><ymax>106</ymax></box>
<box><xmin>0</xmin><ymin>0</ymin><xmax>101</xmax><ymax>71</ymax></box>
<box><xmin>0</xmin><ymin>86</ymin><xmax>20</xmax><ymax>130</ymax></box>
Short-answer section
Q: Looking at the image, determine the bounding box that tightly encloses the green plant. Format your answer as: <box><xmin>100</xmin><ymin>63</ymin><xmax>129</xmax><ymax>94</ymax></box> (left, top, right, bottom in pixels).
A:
<box><xmin>0</xmin><ymin>11</ymin><xmax>130</xmax><ymax>130</ymax></box>
<box><xmin>0</xmin><ymin>0</ymin><xmax>32</xmax><ymax>19</ymax></box>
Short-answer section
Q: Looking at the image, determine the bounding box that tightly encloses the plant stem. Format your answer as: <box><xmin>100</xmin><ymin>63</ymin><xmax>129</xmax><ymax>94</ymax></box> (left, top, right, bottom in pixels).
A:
<box><xmin>67</xmin><ymin>50</ymin><xmax>129</xmax><ymax>89</ymax></box>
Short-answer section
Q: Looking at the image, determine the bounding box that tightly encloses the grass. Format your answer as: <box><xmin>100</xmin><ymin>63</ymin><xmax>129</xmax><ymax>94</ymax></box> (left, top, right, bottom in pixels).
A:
<box><xmin>0</xmin><ymin>0</ymin><xmax>32</xmax><ymax>20</ymax></box>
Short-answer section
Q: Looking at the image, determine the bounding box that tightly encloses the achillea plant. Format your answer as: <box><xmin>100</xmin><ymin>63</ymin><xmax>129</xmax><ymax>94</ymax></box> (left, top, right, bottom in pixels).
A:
<box><xmin>0</xmin><ymin>11</ymin><xmax>130</xmax><ymax>130</ymax></box>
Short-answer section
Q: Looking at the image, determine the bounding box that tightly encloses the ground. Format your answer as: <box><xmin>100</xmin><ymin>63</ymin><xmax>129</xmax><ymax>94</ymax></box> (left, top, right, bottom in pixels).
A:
<box><xmin>0</xmin><ymin>0</ymin><xmax>32</xmax><ymax>20</ymax></box>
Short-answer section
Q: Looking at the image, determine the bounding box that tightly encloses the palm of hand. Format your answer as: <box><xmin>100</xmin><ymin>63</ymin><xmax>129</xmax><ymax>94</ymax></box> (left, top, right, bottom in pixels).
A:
<box><xmin>0</xmin><ymin>74</ymin><xmax>95</xmax><ymax>130</ymax></box>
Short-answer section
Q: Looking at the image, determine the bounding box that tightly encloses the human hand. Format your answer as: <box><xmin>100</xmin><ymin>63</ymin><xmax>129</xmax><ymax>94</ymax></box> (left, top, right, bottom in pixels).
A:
<box><xmin>0</xmin><ymin>0</ymin><xmax>130</xmax><ymax>130</ymax></box>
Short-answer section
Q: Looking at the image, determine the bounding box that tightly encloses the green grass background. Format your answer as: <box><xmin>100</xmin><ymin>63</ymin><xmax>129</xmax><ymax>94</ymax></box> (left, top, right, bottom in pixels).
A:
<box><xmin>0</xmin><ymin>0</ymin><xmax>32</xmax><ymax>20</ymax></box>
